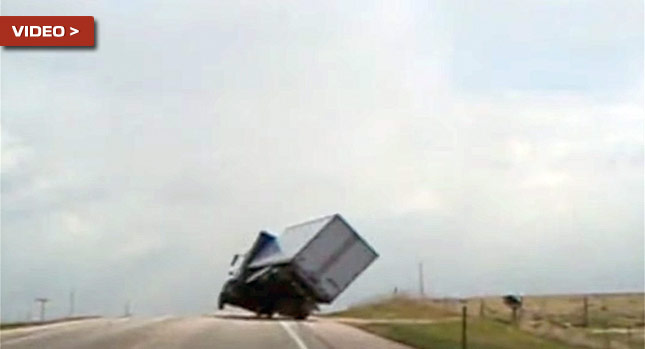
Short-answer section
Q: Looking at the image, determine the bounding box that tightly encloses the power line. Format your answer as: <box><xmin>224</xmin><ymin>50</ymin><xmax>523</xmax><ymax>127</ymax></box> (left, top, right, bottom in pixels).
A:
<box><xmin>124</xmin><ymin>300</ymin><xmax>131</xmax><ymax>317</ymax></box>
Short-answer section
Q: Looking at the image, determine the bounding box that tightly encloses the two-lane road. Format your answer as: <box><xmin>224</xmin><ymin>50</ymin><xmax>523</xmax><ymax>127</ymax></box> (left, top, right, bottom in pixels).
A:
<box><xmin>0</xmin><ymin>315</ymin><xmax>412</xmax><ymax>349</ymax></box>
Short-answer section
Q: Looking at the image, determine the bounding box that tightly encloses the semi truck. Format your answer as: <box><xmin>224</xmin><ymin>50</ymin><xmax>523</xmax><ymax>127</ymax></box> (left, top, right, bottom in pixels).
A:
<box><xmin>218</xmin><ymin>214</ymin><xmax>378</xmax><ymax>319</ymax></box>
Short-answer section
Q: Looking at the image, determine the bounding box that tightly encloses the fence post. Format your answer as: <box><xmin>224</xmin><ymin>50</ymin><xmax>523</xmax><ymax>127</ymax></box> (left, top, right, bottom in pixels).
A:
<box><xmin>602</xmin><ymin>307</ymin><xmax>610</xmax><ymax>349</ymax></box>
<box><xmin>479</xmin><ymin>299</ymin><xmax>485</xmax><ymax>318</ymax></box>
<box><xmin>462</xmin><ymin>305</ymin><xmax>468</xmax><ymax>349</ymax></box>
<box><xmin>582</xmin><ymin>296</ymin><xmax>589</xmax><ymax>327</ymax></box>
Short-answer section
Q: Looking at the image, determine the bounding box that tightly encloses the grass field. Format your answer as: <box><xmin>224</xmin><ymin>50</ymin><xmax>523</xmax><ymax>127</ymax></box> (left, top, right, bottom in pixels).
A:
<box><xmin>460</xmin><ymin>293</ymin><xmax>645</xmax><ymax>329</ymax></box>
<box><xmin>330</xmin><ymin>293</ymin><xmax>644</xmax><ymax>349</ymax></box>
<box><xmin>454</xmin><ymin>293</ymin><xmax>644</xmax><ymax>349</ymax></box>
<box><xmin>330</xmin><ymin>295</ymin><xmax>457</xmax><ymax>319</ymax></box>
<box><xmin>356</xmin><ymin>320</ymin><xmax>575</xmax><ymax>349</ymax></box>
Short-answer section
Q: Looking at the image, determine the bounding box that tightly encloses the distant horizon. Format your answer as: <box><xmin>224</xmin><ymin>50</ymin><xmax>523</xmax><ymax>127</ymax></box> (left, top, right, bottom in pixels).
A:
<box><xmin>4</xmin><ymin>290</ymin><xmax>644</xmax><ymax>323</ymax></box>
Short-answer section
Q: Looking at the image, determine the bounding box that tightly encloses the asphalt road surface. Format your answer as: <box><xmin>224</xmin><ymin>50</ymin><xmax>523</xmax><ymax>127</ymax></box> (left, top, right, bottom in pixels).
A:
<box><xmin>0</xmin><ymin>314</ymin><xmax>412</xmax><ymax>349</ymax></box>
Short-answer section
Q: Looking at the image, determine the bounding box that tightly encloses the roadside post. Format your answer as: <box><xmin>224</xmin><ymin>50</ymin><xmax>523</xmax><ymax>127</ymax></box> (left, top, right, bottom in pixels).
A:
<box><xmin>461</xmin><ymin>303</ymin><xmax>468</xmax><ymax>349</ymax></box>
<box><xmin>582</xmin><ymin>296</ymin><xmax>589</xmax><ymax>327</ymax></box>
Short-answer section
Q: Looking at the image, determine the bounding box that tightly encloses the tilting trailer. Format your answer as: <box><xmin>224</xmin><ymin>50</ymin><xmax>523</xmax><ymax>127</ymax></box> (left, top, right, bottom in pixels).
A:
<box><xmin>218</xmin><ymin>214</ymin><xmax>378</xmax><ymax>319</ymax></box>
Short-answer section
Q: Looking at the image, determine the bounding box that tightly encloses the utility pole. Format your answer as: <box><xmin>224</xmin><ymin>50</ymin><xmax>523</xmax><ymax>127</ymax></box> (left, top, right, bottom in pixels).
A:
<box><xmin>35</xmin><ymin>298</ymin><xmax>49</xmax><ymax>322</ymax></box>
<box><xmin>418</xmin><ymin>262</ymin><xmax>425</xmax><ymax>297</ymax></box>
<box><xmin>69</xmin><ymin>290</ymin><xmax>75</xmax><ymax>317</ymax></box>
<box><xmin>124</xmin><ymin>300</ymin><xmax>131</xmax><ymax>317</ymax></box>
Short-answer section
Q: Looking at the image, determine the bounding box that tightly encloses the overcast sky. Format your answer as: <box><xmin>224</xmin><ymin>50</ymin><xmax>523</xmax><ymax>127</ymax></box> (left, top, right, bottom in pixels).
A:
<box><xmin>1</xmin><ymin>1</ymin><xmax>643</xmax><ymax>321</ymax></box>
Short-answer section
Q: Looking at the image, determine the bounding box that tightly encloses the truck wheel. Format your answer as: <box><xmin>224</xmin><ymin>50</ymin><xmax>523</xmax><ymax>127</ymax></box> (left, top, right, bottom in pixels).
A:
<box><xmin>294</xmin><ymin>313</ymin><xmax>308</xmax><ymax>320</ymax></box>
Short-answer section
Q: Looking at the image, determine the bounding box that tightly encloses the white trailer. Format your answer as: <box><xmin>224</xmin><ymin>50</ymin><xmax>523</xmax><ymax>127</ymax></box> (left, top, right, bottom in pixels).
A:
<box><xmin>219</xmin><ymin>214</ymin><xmax>378</xmax><ymax>319</ymax></box>
<box><xmin>249</xmin><ymin>214</ymin><xmax>378</xmax><ymax>302</ymax></box>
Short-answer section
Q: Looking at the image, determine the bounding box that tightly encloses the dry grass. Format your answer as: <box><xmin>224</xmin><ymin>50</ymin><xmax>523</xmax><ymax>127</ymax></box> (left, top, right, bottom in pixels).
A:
<box><xmin>427</xmin><ymin>293</ymin><xmax>644</xmax><ymax>349</ymax></box>
<box><xmin>462</xmin><ymin>293</ymin><xmax>644</xmax><ymax>328</ymax></box>
<box><xmin>328</xmin><ymin>294</ymin><xmax>457</xmax><ymax>319</ymax></box>
<box><xmin>331</xmin><ymin>293</ymin><xmax>644</xmax><ymax>349</ymax></box>
<box><xmin>355</xmin><ymin>320</ymin><xmax>577</xmax><ymax>349</ymax></box>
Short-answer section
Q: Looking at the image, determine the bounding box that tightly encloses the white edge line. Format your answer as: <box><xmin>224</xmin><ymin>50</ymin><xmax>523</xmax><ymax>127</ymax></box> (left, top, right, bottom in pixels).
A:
<box><xmin>1</xmin><ymin>317</ymin><xmax>171</xmax><ymax>346</ymax></box>
<box><xmin>1</xmin><ymin>319</ymin><xmax>100</xmax><ymax>345</ymax></box>
<box><xmin>279</xmin><ymin>321</ymin><xmax>309</xmax><ymax>349</ymax></box>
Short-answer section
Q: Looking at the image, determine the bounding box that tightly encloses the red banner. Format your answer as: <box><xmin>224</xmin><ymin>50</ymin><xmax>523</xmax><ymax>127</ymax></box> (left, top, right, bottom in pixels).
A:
<box><xmin>0</xmin><ymin>16</ymin><xmax>94</xmax><ymax>47</ymax></box>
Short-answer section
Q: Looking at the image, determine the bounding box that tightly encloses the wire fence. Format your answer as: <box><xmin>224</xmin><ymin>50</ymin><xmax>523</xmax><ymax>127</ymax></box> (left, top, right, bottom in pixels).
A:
<box><xmin>428</xmin><ymin>293</ymin><xmax>644</xmax><ymax>349</ymax></box>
